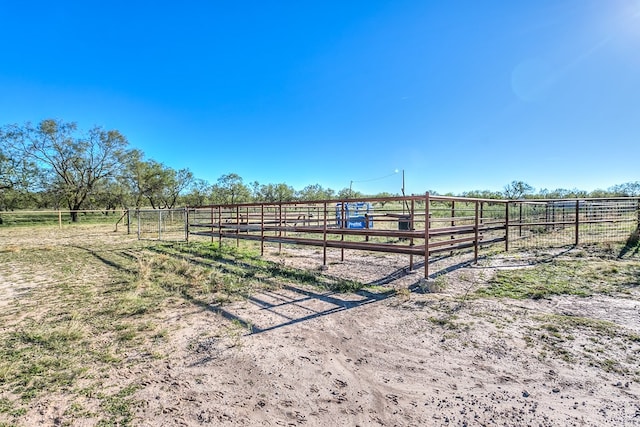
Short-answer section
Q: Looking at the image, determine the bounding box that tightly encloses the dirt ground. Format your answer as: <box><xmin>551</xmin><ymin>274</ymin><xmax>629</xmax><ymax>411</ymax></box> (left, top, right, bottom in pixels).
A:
<box><xmin>1</xmin><ymin>226</ymin><xmax>640</xmax><ymax>426</ymax></box>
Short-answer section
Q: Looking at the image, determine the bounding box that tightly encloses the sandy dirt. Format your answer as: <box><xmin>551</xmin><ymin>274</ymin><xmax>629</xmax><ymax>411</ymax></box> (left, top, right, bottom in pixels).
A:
<box><xmin>129</xmin><ymin>249</ymin><xmax>640</xmax><ymax>426</ymax></box>
<box><xmin>1</xmin><ymin>226</ymin><xmax>640</xmax><ymax>426</ymax></box>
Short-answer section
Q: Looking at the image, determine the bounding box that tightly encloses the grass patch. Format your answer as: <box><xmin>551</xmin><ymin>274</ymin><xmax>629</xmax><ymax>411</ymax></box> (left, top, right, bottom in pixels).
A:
<box><xmin>0</xmin><ymin>235</ymin><xmax>369</xmax><ymax>425</ymax></box>
<box><xmin>476</xmin><ymin>258</ymin><xmax>640</xmax><ymax>300</ymax></box>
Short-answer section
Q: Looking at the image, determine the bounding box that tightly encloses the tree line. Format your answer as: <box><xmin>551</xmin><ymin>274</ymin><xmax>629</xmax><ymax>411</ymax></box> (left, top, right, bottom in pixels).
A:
<box><xmin>1</xmin><ymin>119</ymin><xmax>639</xmax><ymax>221</ymax></box>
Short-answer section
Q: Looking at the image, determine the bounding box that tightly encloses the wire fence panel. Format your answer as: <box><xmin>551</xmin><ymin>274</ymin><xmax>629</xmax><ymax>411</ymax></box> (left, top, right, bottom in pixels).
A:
<box><xmin>508</xmin><ymin>199</ymin><xmax>639</xmax><ymax>249</ymax></box>
<box><xmin>0</xmin><ymin>209</ymin><xmax>125</xmax><ymax>228</ymax></box>
<box><xmin>131</xmin><ymin>209</ymin><xmax>187</xmax><ymax>241</ymax></box>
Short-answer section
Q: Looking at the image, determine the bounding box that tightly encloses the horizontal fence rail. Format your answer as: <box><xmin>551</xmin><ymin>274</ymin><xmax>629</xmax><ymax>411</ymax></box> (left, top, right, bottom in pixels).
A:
<box><xmin>185</xmin><ymin>195</ymin><xmax>640</xmax><ymax>278</ymax></box>
<box><xmin>0</xmin><ymin>209</ymin><xmax>126</xmax><ymax>228</ymax></box>
<box><xmin>2</xmin><ymin>197</ymin><xmax>637</xmax><ymax>278</ymax></box>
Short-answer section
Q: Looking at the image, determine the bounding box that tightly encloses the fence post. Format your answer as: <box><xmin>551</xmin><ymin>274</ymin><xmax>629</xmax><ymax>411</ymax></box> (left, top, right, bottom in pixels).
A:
<box><xmin>519</xmin><ymin>203</ymin><xmax>523</xmax><ymax>237</ymax></box>
<box><xmin>209</xmin><ymin>207</ymin><xmax>214</xmax><ymax>244</ymax></box>
<box><xmin>185</xmin><ymin>208</ymin><xmax>189</xmax><ymax>242</ymax></box>
<box><xmin>260</xmin><ymin>204</ymin><xmax>265</xmax><ymax>256</ymax></box>
<box><xmin>340</xmin><ymin>200</ymin><xmax>345</xmax><ymax>262</ymax></box>
<box><xmin>137</xmin><ymin>209</ymin><xmax>141</xmax><ymax>239</ymax></box>
<box><xmin>278</xmin><ymin>204</ymin><xmax>283</xmax><ymax>254</ymax></box>
<box><xmin>127</xmin><ymin>209</ymin><xmax>131</xmax><ymax>235</ymax></box>
<box><xmin>235</xmin><ymin>205</ymin><xmax>240</xmax><ymax>248</ymax></box>
<box><xmin>474</xmin><ymin>201</ymin><xmax>480</xmax><ymax>263</ymax></box>
<box><xmin>158</xmin><ymin>210</ymin><xmax>162</xmax><ymax>241</ymax></box>
<box><xmin>575</xmin><ymin>199</ymin><xmax>580</xmax><ymax>246</ymax></box>
<box><xmin>424</xmin><ymin>192</ymin><xmax>430</xmax><ymax>279</ymax></box>
<box><xmin>409</xmin><ymin>198</ymin><xmax>415</xmax><ymax>271</ymax></box>
<box><xmin>217</xmin><ymin>206</ymin><xmax>222</xmax><ymax>246</ymax></box>
<box><xmin>323</xmin><ymin>202</ymin><xmax>328</xmax><ymax>267</ymax></box>
<box><xmin>505</xmin><ymin>202</ymin><xmax>510</xmax><ymax>251</ymax></box>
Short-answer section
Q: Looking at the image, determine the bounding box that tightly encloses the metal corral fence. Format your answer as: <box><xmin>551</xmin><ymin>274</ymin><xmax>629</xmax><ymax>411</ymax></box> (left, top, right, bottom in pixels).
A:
<box><xmin>121</xmin><ymin>208</ymin><xmax>188</xmax><ymax>241</ymax></box>
<box><xmin>185</xmin><ymin>195</ymin><xmax>640</xmax><ymax>278</ymax></box>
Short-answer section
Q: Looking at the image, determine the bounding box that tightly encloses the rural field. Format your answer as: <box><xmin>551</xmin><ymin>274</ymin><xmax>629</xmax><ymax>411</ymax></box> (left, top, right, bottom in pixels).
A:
<box><xmin>0</xmin><ymin>224</ymin><xmax>639</xmax><ymax>426</ymax></box>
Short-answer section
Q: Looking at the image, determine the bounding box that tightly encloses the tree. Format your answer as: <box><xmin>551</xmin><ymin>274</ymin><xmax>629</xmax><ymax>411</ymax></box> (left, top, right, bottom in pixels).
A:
<box><xmin>124</xmin><ymin>153</ymin><xmax>193</xmax><ymax>209</ymax></box>
<box><xmin>254</xmin><ymin>183</ymin><xmax>296</xmax><ymax>202</ymax></box>
<box><xmin>337</xmin><ymin>187</ymin><xmax>363</xmax><ymax>199</ymax></box>
<box><xmin>608</xmin><ymin>181</ymin><xmax>640</xmax><ymax>197</ymax></box>
<box><xmin>461</xmin><ymin>189</ymin><xmax>503</xmax><ymax>199</ymax></box>
<box><xmin>181</xmin><ymin>178</ymin><xmax>212</xmax><ymax>207</ymax></box>
<box><xmin>210</xmin><ymin>173</ymin><xmax>251</xmax><ymax>204</ymax></box>
<box><xmin>296</xmin><ymin>184</ymin><xmax>335</xmax><ymax>201</ymax></box>
<box><xmin>503</xmin><ymin>181</ymin><xmax>534</xmax><ymax>199</ymax></box>
<box><xmin>1</xmin><ymin>119</ymin><xmax>129</xmax><ymax>221</ymax></box>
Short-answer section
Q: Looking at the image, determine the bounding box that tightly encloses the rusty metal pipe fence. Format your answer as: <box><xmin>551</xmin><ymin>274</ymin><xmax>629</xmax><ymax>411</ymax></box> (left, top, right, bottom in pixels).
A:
<box><xmin>182</xmin><ymin>195</ymin><xmax>638</xmax><ymax>278</ymax></box>
<box><xmin>123</xmin><ymin>196</ymin><xmax>639</xmax><ymax>277</ymax></box>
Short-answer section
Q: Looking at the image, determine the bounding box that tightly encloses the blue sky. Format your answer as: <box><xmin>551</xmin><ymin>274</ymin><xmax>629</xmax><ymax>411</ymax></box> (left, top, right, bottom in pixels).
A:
<box><xmin>1</xmin><ymin>1</ymin><xmax>639</xmax><ymax>196</ymax></box>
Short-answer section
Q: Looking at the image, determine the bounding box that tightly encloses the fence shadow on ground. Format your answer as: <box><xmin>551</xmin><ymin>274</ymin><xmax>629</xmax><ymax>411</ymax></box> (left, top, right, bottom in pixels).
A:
<box><xmin>173</xmin><ymin>255</ymin><xmax>495</xmax><ymax>336</ymax></box>
<box><xmin>183</xmin><ymin>284</ymin><xmax>400</xmax><ymax>336</ymax></box>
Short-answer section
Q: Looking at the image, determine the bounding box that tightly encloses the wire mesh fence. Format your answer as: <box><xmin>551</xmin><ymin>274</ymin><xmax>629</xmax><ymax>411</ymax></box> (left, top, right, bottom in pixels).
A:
<box><xmin>129</xmin><ymin>209</ymin><xmax>187</xmax><ymax>241</ymax></box>
<box><xmin>507</xmin><ymin>198</ymin><xmax>639</xmax><ymax>249</ymax></box>
<box><xmin>0</xmin><ymin>209</ymin><xmax>126</xmax><ymax>228</ymax></box>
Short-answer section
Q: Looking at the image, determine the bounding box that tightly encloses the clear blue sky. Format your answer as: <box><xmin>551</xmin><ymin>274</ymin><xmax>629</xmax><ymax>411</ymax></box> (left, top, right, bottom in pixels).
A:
<box><xmin>1</xmin><ymin>1</ymin><xmax>639</xmax><ymax>195</ymax></box>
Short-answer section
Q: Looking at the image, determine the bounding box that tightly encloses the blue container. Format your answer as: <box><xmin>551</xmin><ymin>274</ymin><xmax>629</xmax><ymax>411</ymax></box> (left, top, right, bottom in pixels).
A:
<box><xmin>335</xmin><ymin>202</ymin><xmax>373</xmax><ymax>229</ymax></box>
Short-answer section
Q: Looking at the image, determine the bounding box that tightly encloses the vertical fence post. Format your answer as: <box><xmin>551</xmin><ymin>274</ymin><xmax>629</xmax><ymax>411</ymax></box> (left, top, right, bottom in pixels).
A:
<box><xmin>236</xmin><ymin>205</ymin><xmax>240</xmax><ymax>248</ymax></box>
<box><xmin>519</xmin><ymin>203</ymin><xmax>523</xmax><ymax>237</ymax></box>
<box><xmin>575</xmin><ymin>199</ymin><xmax>580</xmax><ymax>246</ymax></box>
<box><xmin>137</xmin><ymin>209</ymin><xmax>141</xmax><ymax>239</ymax></box>
<box><xmin>323</xmin><ymin>202</ymin><xmax>328</xmax><ymax>267</ymax></box>
<box><xmin>158</xmin><ymin>210</ymin><xmax>162</xmax><ymax>241</ymax></box>
<box><xmin>210</xmin><ymin>206</ymin><xmax>216</xmax><ymax>243</ymax></box>
<box><xmin>185</xmin><ymin>208</ymin><xmax>189</xmax><ymax>243</ymax></box>
<box><xmin>278</xmin><ymin>204</ymin><xmax>282</xmax><ymax>254</ymax></box>
<box><xmin>505</xmin><ymin>202</ymin><xmax>510</xmax><ymax>251</ymax></box>
<box><xmin>450</xmin><ymin>201</ymin><xmax>455</xmax><ymax>246</ymax></box>
<box><xmin>58</xmin><ymin>210</ymin><xmax>62</xmax><ymax>229</ymax></box>
<box><xmin>340</xmin><ymin>200</ymin><xmax>345</xmax><ymax>262</ymax></box>
<box><xmin>218</xmin><ymin>206</ymin><xmax>222</xmax><ymax>246</ymax></box>
<box><xmin>127</xmin><ymin>209</ymin><xmax>131</xmax><ymax>235</ymax></box>
<box><xmin>474</xmin><ymin>201</ymin><xmax>480</xmax><ymax>263</ymax></box>
<box><xmin>424</xmin><ymin>192</ymin><xmax>430</xmax><ymax>279</ymax></box>
<box><xmin>283</xmin><ymin>205</ymin><xmax>287</xmax><ymax>239</ymax></box>
<box><xmin>260</xmin><ymin>204</ymin><xmax>265</xmax><ymax>256</ymax></box>
<box><xmin>409</xmin><ymin>198</ymin><xmax>415</xmax><ymax>271</ymax></box>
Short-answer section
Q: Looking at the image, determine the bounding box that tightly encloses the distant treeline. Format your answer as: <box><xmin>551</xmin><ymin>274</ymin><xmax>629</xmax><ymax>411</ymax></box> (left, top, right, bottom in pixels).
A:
<box><xmin>1</xmin><ymin>119</ymin><xmax>638</xmax><ymax>220</ymax></box>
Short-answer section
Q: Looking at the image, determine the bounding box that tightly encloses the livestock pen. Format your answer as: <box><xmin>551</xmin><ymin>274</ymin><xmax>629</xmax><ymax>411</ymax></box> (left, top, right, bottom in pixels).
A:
<box><xmin>182</xmin><ymin>195</ymin><xmax>640</xmax><ymax>278</ymax></box>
